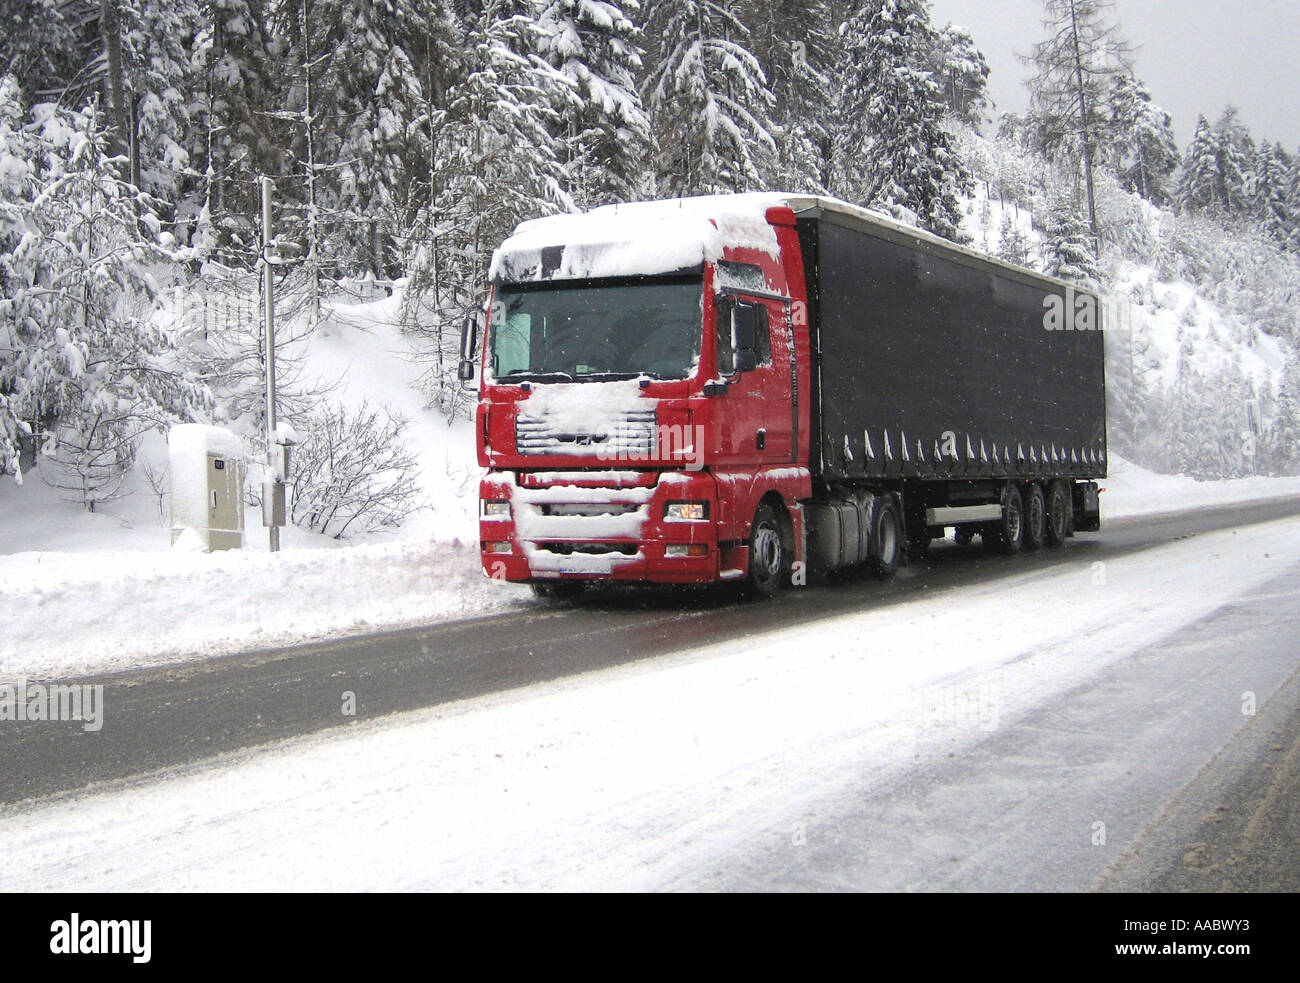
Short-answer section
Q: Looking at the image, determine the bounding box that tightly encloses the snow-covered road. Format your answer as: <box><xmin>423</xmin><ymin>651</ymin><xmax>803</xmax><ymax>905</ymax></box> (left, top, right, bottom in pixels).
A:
<box><xmin>3</xmin><ymin>515</ymin><xmax>1297</xmax><ymax>891</ymax></box>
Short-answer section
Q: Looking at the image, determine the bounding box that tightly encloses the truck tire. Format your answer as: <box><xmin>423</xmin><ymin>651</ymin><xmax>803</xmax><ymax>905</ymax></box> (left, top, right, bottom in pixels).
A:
<box><xmin>984</xmin><ymin>484</ymin><xmax>1024</xmax><ymax>556</ymax></box>
<box><xmin>530</xmin><ymin>580</ymin><xmax>585</xmax><ymax>603</ymax></box>
<box><xmin>1045</xmin><ymin>480</ymin><xmax>1069</xmax><ymax>549</ymax></box>
<box><xmin>744</xmin><ymin>503</ymin><xmax>788</xmax><ymax>599</ymax></box>
<box><xmin>868</xmin><ymin>497</ymin><xmax>902</xmax><ymax>578</ymax></box>
<box><xmin>1023</xmin><ymin>483</ymin><xmax>1046</xmax><ymax>553</ymax></box>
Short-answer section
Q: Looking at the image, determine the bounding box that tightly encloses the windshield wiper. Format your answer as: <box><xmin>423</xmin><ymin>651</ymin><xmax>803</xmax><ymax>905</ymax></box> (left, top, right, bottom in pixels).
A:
<box><xmin>573</xmin><ymin>371</ymin><xmax>661</xmax><ymax>382</ymax></box>
<box><xmin>504</xmin><ymin>370</ymin><xmax>574</xmax><ymax>383</ymax></box>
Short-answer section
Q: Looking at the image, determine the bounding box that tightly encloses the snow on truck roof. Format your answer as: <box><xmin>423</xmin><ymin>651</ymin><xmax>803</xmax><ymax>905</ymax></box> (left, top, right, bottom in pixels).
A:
<box><xmin>491</xmin><ymin>192</ymin><xmax>1089</xmax><ymax>296</ymax></box>
<box><xmin>489</xmin><ymin>193</ymin><xmax>787</xmax><ymax>283</ymax></box>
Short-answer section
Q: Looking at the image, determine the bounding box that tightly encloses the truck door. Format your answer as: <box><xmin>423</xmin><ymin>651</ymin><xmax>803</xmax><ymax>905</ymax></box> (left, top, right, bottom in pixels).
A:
<box><xmin>716</xmin><ymin>292</ymin><xmax>795</xmax><ymax>464</ymax></box>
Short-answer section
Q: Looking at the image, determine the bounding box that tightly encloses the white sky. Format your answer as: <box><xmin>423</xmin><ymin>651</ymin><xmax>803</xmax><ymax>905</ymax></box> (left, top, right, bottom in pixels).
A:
<box><xmin>927</xmin><ymin>0</ymin><xmax>1300</xmax><ymax>150</ymax></box>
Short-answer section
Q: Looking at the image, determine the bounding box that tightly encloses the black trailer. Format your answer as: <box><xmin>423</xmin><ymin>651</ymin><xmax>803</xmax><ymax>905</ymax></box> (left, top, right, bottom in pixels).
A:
<box><xmin>787</xmin><ymin>197</ymin><xmax>1106</xmax><ymax>569</ymax></box>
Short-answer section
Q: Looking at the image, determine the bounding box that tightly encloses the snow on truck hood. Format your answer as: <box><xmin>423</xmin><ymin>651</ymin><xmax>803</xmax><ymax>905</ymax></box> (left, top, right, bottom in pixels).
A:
<box><xmin>489</xmin><ymin>193</ymin><xmax>790</xmax><ymax>283</ymax></box>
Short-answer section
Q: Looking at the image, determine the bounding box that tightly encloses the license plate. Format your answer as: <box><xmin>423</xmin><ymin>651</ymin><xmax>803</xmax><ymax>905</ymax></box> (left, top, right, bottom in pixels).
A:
<box><xmin>557</xmin><ymin>556</ymin><xmax>613</xmax><ymax>575</ymax></box>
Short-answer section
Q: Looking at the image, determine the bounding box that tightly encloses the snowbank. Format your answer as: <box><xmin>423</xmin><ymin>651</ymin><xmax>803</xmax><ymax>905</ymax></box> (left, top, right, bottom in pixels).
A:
<box><xmin>1103</xmin><ymin>453</ymin><xmax>1300</xmax><ymax>519</ymax></box>
<box><xmin>0</xmin><ymin>536</ymin><xmax>523</xmax><ymax>679</ymax></box>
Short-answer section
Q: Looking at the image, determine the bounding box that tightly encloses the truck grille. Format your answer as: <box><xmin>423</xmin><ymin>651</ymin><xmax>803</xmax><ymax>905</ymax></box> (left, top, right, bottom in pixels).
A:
<box><xmin>537</xmin><ymin>542</ymin><xmax>639</xmax><ymax>556</ymax></box>
<box><xmin>515</xmin><ymin>410</ymin><xmax>657</xmax><ymax>458</ymax></box>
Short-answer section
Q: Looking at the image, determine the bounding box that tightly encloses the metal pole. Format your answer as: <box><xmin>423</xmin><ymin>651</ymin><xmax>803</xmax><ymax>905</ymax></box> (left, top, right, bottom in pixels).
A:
<box><xmin>263</xmin><ymin>176</ymin><xmax>279</xmax><ymax>553</ymax></box>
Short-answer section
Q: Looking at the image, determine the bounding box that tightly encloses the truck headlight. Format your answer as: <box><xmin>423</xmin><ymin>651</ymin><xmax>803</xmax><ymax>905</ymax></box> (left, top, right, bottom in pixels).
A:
<box><xmin>665</xmin><ymin>502</ymin><xmax>709</xmax><ymax>521</ymax></box>
<box><xmin>481</xmin><ymin>500</ymin><xmax>511</xmax><ymax>518</ymax></box>
<box><xmin>483</xmin><ymin>541</ymin><xmax>512</xmax><ymax>554</ymax></box>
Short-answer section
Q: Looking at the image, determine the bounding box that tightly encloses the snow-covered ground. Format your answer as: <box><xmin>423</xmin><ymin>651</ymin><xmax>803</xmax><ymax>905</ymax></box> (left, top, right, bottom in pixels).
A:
<box><xmin>4</xmin><ymin>514</ymin><xmax>1296</xmax><ymax>891</ymax></box>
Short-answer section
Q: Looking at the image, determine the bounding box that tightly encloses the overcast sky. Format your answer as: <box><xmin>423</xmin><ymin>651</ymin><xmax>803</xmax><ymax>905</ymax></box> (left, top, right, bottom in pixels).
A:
<box><xmin>926</xmin><ymin>0</ymin><xmax>1300</xmax><ymax>151</ymax></box>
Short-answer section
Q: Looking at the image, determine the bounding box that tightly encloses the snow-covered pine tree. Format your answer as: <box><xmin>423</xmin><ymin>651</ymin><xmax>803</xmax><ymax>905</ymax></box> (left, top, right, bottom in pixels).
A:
<box><xmin>1024</xmin><ymin>0</ymin><xmax>1133</xmax><ymax>246</ymax></box>
<box><xmin>1251</xmin><ymin>142</ymin><xmax>1292</xmax><ymax>243</ymax></box>
<box><xmin>1107</xmin><ymin>73</ymin><xmax>1178</xmax><ymax>205</ymax></box>
<box><xmin>194</xmin><ymin>0</ymin><xmax>280</xmax><ymax>261</ymax></box>
<box><xmin>537</xmin><ymin>0</ymin><xmax>653</xmax><ymax>207</ymax></box>
<box><xmin>642</xmin><ymin>0</ymin><xmax>776</xmax><ymax>197</ymax></box>
<box><xmin>297</xmin><ymin>0</ymin><xmax>449</xmax><ymax>278</ymax></box>
<box><xmin>2</xmin><ymin>93</ymin><xmax>206</xmax><ymax>502</ymax></box>
<box><xmin>1212</xmin><ymin>106</ymin><xmax>1254</xmax><ymax>217</ymax></box>
<box><xmin>118</xmin><ymin>0</ymin><xmax>202</xmax><ymax>215</ymax></box>
<box><xmin>1163</xmin><ymin>338</ymin><xmax>1215</xmax><ymax>476</ymax></box>
<box><xmin>1289</xmin><ymin>147</ymin><xmax>1300</xmax><ymax>253</ymax></box>
<box><xmin>0</xmin><ymin>74</ymin><xmax>36</xmax><ymax>476</ymax></box>
<box><xmin>0</xmin><ymin>2</ymin><xmax>200</xmax><ymax>235</ymax></box>
<box><xmin>1041</xmin><ymin>186</ymin><xmax>1101</xmax><ymax>288</ymax></box>
<box><xmin>995</xmin><ymin>210</ymin><xmax>1032</xmax><ymax>266</ymax></box>
<box><xmin>404</xmin><ymin>0</ymin><xmax>576</xmax><ymax>419</ymax></box>
<box><xmin>931</xmin><ymin>23</ymin><xmax>991</xmax><ymax>128</ymax></box>
<box><xmin>742</xmin><ymin>0</ymin><xmax>837</xmax><ymax>193</ymax></box>
<box><xmin>1104</xmin><ymin>285</ymin><xmax>1160</xmax><ymax>462</ymax></box>
<box><xmin>1178</xmin><ymin>115</ymin><xmax>1221</xmax><ymax>214</ymax></box>
<box><xmin>0</xmin><ymin>1</ymin><xmax>80</xmax><ymax>104</ymax></box>
<box><xmin>1271</xmin><ymin>348</ymin><xmax>1300</xmax><ymax>472</ymax></box>
<box><xmin>835</xmin><ymin>0</ymin><xmax>971</xmax><ymax>241</ymax></box>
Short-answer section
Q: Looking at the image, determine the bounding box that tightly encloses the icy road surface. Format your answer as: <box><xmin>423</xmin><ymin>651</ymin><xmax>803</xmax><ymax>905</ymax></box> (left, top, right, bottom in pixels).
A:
<box><xmin>2</xmin><ymin>515</ymin><xmax>1298</xmax><ymax>891</ymax></box>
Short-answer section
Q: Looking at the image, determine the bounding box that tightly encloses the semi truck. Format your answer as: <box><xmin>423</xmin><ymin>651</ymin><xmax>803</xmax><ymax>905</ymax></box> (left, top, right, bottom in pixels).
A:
<box><xmin>463</xmin><ymin>193</ymin><xmax>1106</xmax><ymax>599</ymax></box>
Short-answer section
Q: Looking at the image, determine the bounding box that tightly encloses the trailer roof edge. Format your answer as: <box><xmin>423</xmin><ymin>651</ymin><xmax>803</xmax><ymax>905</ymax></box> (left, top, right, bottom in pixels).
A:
<box><xmin>783</xmin><ymin>195</ymin><xmax>1099</xmax><ymax>299</ymax></box>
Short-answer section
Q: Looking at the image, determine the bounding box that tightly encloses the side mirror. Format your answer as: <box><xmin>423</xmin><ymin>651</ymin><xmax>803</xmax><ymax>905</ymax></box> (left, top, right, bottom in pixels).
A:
<box><xmin>458</xmin><ymin>313</ymin><xmax>480</xmax><ymax>382</ymax></box>
<box><xmin>732</xmin><ymin>304</ymin><xmax>758</xmax><ymax>374</ymax></box>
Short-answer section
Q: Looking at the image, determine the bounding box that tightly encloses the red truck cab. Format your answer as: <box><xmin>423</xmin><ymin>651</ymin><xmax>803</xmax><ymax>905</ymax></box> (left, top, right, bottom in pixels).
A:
<box><xmin>473</xmin><ymin>195</ymin><xmax>815</xmax><ymax>597</ymax></box>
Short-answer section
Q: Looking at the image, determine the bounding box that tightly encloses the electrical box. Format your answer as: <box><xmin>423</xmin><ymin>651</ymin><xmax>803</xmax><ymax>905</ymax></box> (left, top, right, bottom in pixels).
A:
<box><xmin>168</xmin><ymin>424</ymin><xmax>245</xmax><ymax>551</ymax></box>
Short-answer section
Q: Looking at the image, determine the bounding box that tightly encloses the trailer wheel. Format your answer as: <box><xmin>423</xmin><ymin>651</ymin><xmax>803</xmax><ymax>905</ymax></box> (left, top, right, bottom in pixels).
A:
<box><xmin>1023</xmin><ymin>483</ymin><xmax>1046</xmax><ymax>553</ymax></box>
<box><xmin>530</xmin><ymin>580</ymin><xmax>585</xmax><ymax>603</ymax></box>
<box><xmin>985</xmin><ymin>484</ymin><xmax>1023</xmax><ymax>555</ymax></box>
<box><xmin>1045</xmin><ymin>480</ymin><xmax>1069</xmax><ymax>549</ymax></box>
<box><xmin>744</xmin><ymin>503</ymin><xmax>788</xmax><ymax>599</ymax></box>
<box><xmin>869</xmin><ymin>497</ymin><xmax>902</xmax><ymax>578</ymax></box>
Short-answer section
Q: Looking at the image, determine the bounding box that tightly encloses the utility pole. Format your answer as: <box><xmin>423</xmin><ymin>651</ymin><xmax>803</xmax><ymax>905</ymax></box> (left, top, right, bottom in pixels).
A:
<box><xmin>262</xmin><ymin>176</ymin><xmax>283</xmax><ymax>552</ymax></box>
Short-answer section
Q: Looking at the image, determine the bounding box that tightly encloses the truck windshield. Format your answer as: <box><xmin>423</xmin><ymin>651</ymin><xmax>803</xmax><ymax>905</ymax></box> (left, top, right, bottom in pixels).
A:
<box><xmin>489</xmin><ymin>275</ymin><xmax>703</xmax><ymax>382</ymax></box>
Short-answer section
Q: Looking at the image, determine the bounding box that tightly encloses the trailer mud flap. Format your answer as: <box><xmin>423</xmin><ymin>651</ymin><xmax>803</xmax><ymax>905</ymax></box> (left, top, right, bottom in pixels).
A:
<box><xmin>1073</xmin><ymin>481</ymin><xmax>1101</xmax><ymax>533</ymax></box>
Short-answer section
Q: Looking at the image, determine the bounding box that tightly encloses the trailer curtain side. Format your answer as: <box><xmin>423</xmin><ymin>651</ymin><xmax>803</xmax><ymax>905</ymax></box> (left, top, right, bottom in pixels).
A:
<box><xmin>795</xmin><ymin>210</ymin><xmax>1107</xmax><ymax>484</ymax></box>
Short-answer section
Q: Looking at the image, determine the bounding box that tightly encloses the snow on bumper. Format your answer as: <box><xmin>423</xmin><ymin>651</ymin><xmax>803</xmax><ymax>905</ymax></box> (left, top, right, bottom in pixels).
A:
<box><xmin>479</xmin><ymin>470</ymin><xmax>717</xmax><ymax>583</ymax></box>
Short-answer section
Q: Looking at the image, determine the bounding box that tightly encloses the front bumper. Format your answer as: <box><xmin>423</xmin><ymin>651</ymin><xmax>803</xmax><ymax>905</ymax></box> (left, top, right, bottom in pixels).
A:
<box><xmin>479</xmin><ymin>470</ymin><xmax>719</xmax><ymax>583</ymax></box>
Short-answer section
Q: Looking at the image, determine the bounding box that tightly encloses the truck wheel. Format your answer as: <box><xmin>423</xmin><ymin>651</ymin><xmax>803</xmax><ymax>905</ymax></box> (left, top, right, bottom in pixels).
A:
<box><xmin>530</xmin><ymin>580</ymin><xmax>584</xmax><ymax>603</ymax></box>
<box><xmin>985</xmin><ymin>484</ymin><xmax>1023</xmax><ymax>556</ymax></box>
<box><xmin>868</xmin><ymin>497</ymin><xmax>902</xmax><ymax>578</ymax></box>
<box><xmin>745</xmin><ymin>503</ymin><xmax>788</xmax><ymax>599</ymax></box>
<box><xmin>1045</xmin><ymin>480</ymin><xmax>1070</xmax><ymax>548</ymax></box>
<box><xmin>1023</xmin><ymin>483</ymin><xmax>1046</xmax><ymax>553</ymax></box>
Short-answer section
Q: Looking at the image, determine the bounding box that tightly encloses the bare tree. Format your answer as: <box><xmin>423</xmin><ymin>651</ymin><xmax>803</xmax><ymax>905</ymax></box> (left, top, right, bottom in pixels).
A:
<box><xmin>1023</xmin><ymin>0</ymin><xmax>1133</xmax><ymax>248</ymax></box>
<box><xmin>181</xmin><ymin>263</ymin><xmax>337</xmax><ymax>428</ymax></box>
<box><xmin>287</xmin><ymin>403</ymin><xmax>423</xmax><ymax>539</ymax></box>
